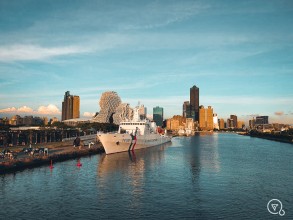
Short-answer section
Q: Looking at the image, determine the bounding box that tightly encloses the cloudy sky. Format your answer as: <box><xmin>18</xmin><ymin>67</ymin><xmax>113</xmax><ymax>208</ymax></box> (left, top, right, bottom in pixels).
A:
<box><xmin>0</xmin><ymin>0</ymin><xmax>292</xmax><ymax>124</ymax></box>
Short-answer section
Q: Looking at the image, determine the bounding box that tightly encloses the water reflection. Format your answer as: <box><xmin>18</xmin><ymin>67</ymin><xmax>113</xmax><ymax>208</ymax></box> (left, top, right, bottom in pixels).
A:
<box><xmin>96</xmin><ymin>143</ymin><xmax>171</xmax><ymax>212</ymax></box>
<box><xmin>97</xmin><ymin>143</ymin><xmax>171</xmax><ymax>178</ymax></box>
<box><xmin>198</xmin><ymin>133</ymin><xmax>220</xmax><ymax>172</ymax></box>
<box><xmin>182</xmin><ymin>133</ymin><xmax>221</xmax><ymax>183</ymax></box>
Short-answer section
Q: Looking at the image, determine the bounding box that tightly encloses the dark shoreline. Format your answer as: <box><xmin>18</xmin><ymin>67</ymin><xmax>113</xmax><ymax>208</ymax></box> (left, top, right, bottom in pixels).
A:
<box><xmin>0</xmin><ymin>147</ymin><xmax>105</xmax><ymax>175</ymax></box>
<box><xmin>241</xmin><ymin>133</ymin><xmax>293</xmax><ymax>144</ymax></box>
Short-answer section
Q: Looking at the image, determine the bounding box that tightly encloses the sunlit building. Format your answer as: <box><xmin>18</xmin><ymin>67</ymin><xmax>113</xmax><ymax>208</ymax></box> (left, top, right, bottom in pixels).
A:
<box><xmin>237</xmin><ymin>121</ymin><xmax>245</xmax><ymax>129</ymax></box>
<box><xmin>199</xmin><ymin>105</ymin><xmax>213</xmax><ymax>130</ymax></box>
<box><xmin>219</xmin><ymin>118</ymin><xmax>225</xmax><ymax>129</ymax></box>
<box><xmin>166</xmin><ymin>115</ymin><xmax>186</xmax><ymax>130</ymax></box>
<box><xmin>9</xmin><ymin>115</ymin><xmax>23</xmax><ymax>125</ymax></box>
<box><xmin>62</xmin><ymin>91</ymin><xmax>80</xmax><ymax>121</ymax></box>
<box><xmin>213</xmin><ymin>113</ymin><xmax>219</xmax><ymax>130</ymax></box>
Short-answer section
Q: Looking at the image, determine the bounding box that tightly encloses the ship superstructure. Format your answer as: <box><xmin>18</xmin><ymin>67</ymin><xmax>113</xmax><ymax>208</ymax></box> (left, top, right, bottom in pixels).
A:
<box><xmin>98</xmin><ymin>105</ymin><xmax>171</xmax><ymax>154</ymax></box>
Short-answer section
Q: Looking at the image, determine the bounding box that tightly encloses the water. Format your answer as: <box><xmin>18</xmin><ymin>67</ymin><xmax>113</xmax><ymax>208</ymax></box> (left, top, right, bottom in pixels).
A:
<box><xmin>0</xmin><ymin>133</ymin><xmax>292</xmax><ymax>219</ymax></box>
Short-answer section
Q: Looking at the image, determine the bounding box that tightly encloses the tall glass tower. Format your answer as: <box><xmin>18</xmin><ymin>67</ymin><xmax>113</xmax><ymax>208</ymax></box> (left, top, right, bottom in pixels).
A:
<box><xmin>190</xmin><ymin>85</ymin><xmax>199</xmax><ymax>121</ymax></box>
<box><xmin>153</xmin><ymin>106</ymin><xmax>163</xmax><ymax>127</ymax></box>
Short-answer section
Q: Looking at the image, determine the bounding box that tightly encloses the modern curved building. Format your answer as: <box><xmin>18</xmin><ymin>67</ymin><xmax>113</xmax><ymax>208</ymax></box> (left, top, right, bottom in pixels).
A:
<box><xmin>92</xmin><ymin>91</ymin><xmax>121</xmax><ymax>123</ymax></box>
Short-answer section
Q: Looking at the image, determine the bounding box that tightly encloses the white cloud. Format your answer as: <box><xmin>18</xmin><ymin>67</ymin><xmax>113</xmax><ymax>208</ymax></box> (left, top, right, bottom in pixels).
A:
<box><xmin>0</xmin><ymin>44</ymin><xmax>90</xmax><ymax>62</ymax></box>
<box><xmin>37</xmin><ymin>104</ymin><xmax>61</xmax><ymax>115</ymax></box>
<box><xmin>0</xmin><ymin>107</ymin><xmax>17</xmax><ymax>112</ymax></box>
<box><xmin>83</xmin><ymin>112</ymin><xmax>95</xmax><ymax>117</ymax></box>
<box><xmin>0</xmin><ymin>104</ymin><xmax>61</xmax><ymax>115</ymax></box>
<box><xmin>18</xmin><ymin>106</ymin><xmax>34</xmax><ymax>113</ymax></box>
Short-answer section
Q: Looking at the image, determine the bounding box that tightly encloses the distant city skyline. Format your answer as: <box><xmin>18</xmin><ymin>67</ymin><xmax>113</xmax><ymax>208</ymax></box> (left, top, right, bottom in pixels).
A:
<box><xmin>0</xmin><ymin>0</ymin><xmax>292</xmax><ymax>124</ymax></box>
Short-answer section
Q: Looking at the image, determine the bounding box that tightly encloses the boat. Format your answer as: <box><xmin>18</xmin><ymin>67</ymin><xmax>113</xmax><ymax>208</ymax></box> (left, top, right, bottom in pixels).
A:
<box><xmin>97</xmin><ymin>106</ymin><xmax>172</xmax><ymax>154</ymax></box>
<box><xmin>178</xmin><ymin>129</ymin><xmax>186</xmax><ymax>136</ymax></box>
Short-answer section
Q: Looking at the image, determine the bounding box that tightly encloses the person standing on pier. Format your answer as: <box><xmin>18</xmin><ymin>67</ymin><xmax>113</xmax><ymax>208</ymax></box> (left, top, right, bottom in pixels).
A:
<box><xmin>73</xmin><ymin>136</ymin><xmax>81</xmax><ymax>148</ymax></box>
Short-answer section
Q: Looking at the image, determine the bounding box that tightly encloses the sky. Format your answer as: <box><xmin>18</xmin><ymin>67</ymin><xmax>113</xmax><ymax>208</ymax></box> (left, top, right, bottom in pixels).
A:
<box><xmin>0</xmin><ymin>0</ymin><xmax>292</xmax><ymax>124</ymax></box>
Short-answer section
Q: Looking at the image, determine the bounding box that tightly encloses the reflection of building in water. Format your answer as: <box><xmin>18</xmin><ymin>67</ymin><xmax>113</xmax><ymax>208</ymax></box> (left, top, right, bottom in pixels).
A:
<box><xmin>97</xmin><ymin>143</ymin><xmax>170</xmax><ymax>206</ymax></box>
<box><xmin>187</xmin><ymin>134</ymin><xmax>220</xmax><ymax>182</ymax></box>
<box><xmin>202</xmin><ymin>133</ymin><xmax>220</xmax><ymax>172</ymax></box>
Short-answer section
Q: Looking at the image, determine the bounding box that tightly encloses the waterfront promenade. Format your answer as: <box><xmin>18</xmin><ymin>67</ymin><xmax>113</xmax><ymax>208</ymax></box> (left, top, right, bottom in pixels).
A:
<box><xmin>0</xmin><ymin>140</ymin><xmax>104</xmax><ymax>174</ymax></box>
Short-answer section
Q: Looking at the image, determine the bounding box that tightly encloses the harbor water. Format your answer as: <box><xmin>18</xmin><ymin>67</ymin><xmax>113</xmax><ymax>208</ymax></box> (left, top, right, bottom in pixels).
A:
<box><xmin>0</xmin><ymin>133</ymin><xmax>292</xmax><ymax>219</ymax></box>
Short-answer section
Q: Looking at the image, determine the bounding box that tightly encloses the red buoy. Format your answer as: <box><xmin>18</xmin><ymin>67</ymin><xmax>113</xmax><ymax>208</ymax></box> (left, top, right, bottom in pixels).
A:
<box><xmin>49</xmin><ymin>160</ymin><xmax>54</xmax><ymax>169</ymax></box>
<box><xmin>76</xmin><ymin>159</ymin><xmax>82</xmax><ymax>167</ymax></box>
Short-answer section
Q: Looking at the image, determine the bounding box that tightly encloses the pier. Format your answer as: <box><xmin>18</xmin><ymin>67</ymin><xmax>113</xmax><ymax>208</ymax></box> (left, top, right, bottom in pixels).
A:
<box><xmin>0</xmin><ymin>140</ymin><xmax>104</xmax><ymax>174</ymax></box>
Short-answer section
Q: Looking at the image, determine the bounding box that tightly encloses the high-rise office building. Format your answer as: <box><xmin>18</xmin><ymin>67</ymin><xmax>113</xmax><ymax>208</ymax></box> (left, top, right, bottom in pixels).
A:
<box><xmin>62</xmin><ymin>91</ymin><xmax>80</xmax><ymax>121</ymax></box>
<box><xmin>219</xmin><ymin>118</ymin><xmax>225</xmax><ymax>129</ymax></box>
<box><xmin>230</xmin><ymin>115</ymin><xmax>238</xmax><ymax>128</ymax></box>
<box><xmin>153</xmin><ymin>106</ymin><xmax>163</xmax><ymax>127</ymax></box>
<box><xmin>237</xmin><ymin>121</ymin><xmax>244</xmax><ymax>129</ymax></box>
<box><xmin>190</xmin><ymin>85</ymin><xmax>199</xmax><ymax>122</ymax></box>
<box><xmin>213</xmin><ymin>113</ymin><xmax>219</xmax><ymax>130</ymax></box>
<box><xmin>199</xmin><ymin>105</ymin><xmax>213</xmax><ymax>130</ymax></box>
<box><xmin>249</xmin><ymin>118</ymin><xmax>256</xmax><ymax>129</ymax></box>
<box><xmin>227</xmin><ymin>118</ymin><xmax>233</xmax><ymax>128</ymax></box>
<box><xmin>182</xmin><ymin>101</ymin><xmax>191</xmax><ymax>118</ymax></box>
<box><xmin>255</xmin><ymin>116</ymin><xmax>269</xmax><ymax>125</ymax></box>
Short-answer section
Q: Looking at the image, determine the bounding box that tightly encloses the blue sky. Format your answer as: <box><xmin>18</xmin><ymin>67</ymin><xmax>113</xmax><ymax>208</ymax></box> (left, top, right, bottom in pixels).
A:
<box><xmin>0</xmin><ymin>0</ymin><xmax>292</xmax><ymax>124</ymax></box>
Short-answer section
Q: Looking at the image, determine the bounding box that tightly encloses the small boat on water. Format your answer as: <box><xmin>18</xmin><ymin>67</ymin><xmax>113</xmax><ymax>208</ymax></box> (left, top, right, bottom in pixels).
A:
<box><xmin>98</xmin><ymin>106</ymin><xmax>172</xmax><ymax>154</ymax></box>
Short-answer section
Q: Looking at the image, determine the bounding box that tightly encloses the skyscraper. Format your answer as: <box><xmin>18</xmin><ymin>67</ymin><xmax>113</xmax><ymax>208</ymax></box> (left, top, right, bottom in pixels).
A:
<box><xmin>62</xmin><ymin>91</ymin><xmax>80</xmax><ymax>121</ymax></box>
<box><xmin>190</xmin><ymin>85</ymin><xmax>199</xmax><ymax>121</ymax></box>
<box><xmin>182</xmin><ymin>101</ymin><xmax>191</xmax><ymax>118</ymax></box>
<box><xmin>153</xmin><ymin>106</ymin><xmax>163</xmax><ymax>127</ymax></box>
<box><xmin>219</xmin><ymin>118</ymin><xmax>225</xmax><ymax>129</ymax></box>
<box><xmin>199</xmin><ymin>105</ymin><xmax>213</xmax><ymax>130</ymax></box>
<box><xmin>230</xmin><ymin>115</ymin><xmax>238</xmax><ymax>128</ymax></box>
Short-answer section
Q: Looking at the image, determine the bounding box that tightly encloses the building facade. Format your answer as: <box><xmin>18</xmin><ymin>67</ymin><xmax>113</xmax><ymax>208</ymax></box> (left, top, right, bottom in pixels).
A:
<box><xmin>190</xmin><ymin>85</ymin><xmax>199</xmax><ymax>122</ymax></box>
<box><xmin>249</xmin><ymin>118</ymin><xmax>256</xmax><ymax>129</ymax></box>
<box><xmin>92</xmin><ymin>91</ymin><xmax>121</xmax><ymax>124</ymax></box>
<box><xmin>219</xmin><ymin>118</ymin><xmax>225</xmax><ymax>129</ymax></box>
<box><xmin>230</xmin><ymin>115</ymin><xmax>238</xmax><ymax>128</ymax></box>
<box><xmin>166</xmin><ymin>115</ymin><xmax>186</xmax><ymax>130</ymax></box>
<box><xmin>213</xmin><ymin>113</ymin><xmax>219</xmax><ymax>130</ymax></box>
<box><xmin>153</xmin><ymin>106</ymin><xmax>164</xmax><ymax>127</ymax></box>
<box><xmin>255</xmin><ymin>116</ymin><xmax>269</xmax><ymax>125</ymax></box>
<box><xmin>138</xmin><ymin>104</ymin><xmax>147</xmax><ymax>120</ymax></box>
<box><xmin>199</xmin><ymin>105</ymin><xmax>213</xmax><ymax>130</ymax></box>
<box><xmin>182</xmin><ymin>101</ymin><xmax>191</xmax><ymax>118</ymax></box>
<box><xmin>62</xmin><ymin>91</ymin><xmax>80</xmax><ymax>121</ymax></box>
